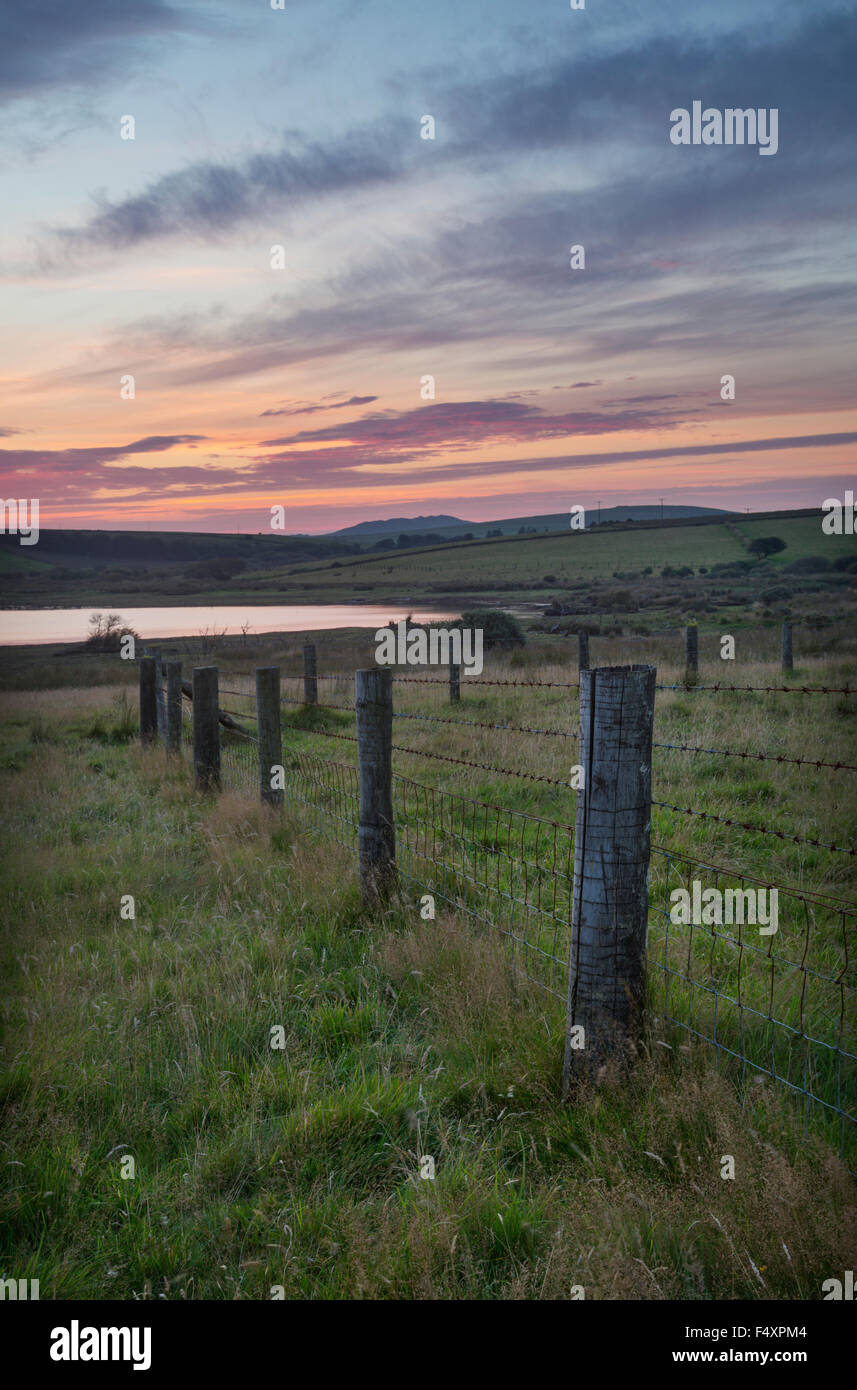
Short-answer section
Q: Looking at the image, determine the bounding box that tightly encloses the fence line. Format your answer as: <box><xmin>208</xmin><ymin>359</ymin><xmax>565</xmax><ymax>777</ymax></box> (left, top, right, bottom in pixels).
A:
<box><xmin>137</xmin><ymin>653</ymin><xmax>857</xmax><ymax>1170</ymax></box>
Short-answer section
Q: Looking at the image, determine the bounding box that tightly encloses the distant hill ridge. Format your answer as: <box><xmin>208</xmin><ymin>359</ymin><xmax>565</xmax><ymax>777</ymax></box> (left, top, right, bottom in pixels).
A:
<box><xmin>331</xmin><ymin>504</ymin><xmax>732</xmax><ymax>540</ymax></box>
<box><xmin>333</xmin><ymin>515</ymin><xmax>464</xmax><ymax>536</ymax></box>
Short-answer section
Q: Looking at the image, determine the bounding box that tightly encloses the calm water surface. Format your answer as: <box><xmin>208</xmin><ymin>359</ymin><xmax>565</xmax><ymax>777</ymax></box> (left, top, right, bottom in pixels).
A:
<box><xmin>0</xmin><ymin>605</ymin><xmax>459</xmax><ymax>646</ymax></box>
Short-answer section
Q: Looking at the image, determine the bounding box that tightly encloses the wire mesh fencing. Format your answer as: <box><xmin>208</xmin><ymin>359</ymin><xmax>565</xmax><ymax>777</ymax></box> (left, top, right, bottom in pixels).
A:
<box><xmin>163</xmin><ymin>658</ymin><xmax>857</xmax><ymax>1170</ymax></box>
<box><xmin>648</xmin><ymin>846</ymin><xmax>857</xmax><ymax>1169</ymax></box>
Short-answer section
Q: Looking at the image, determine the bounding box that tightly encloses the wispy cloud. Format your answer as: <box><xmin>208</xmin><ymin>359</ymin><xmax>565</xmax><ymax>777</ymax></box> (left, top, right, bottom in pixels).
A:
<box><xmin>260</xmin><ymin>394</ymin><xmax>378</xmax><ymax>418</ymax></box>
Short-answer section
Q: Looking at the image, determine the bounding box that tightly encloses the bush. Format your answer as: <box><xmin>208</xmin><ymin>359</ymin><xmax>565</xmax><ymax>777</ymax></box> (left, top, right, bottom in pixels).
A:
<box><xmin>604</xmin><ymin>589</ymin><xmax>634</xmax><ymax>609</ymax></box>
<box><xmin>459</xmin><ymin>609</ymin><xmax>525</xmax><ymax>648</ymax></box>
<box><xmin>748</xmin><ymin>536</ymin><xmax>786</xmax><ymax>558</ymax></box>
<box><xmin>85</xmin><ymin>613</ymin><xmax>139</xmax><ymax>653</ymax></box>
<box><xmin>785</xmin><ymin>556</ymin><xmax>831</xmax><ymax>574</ymax></box>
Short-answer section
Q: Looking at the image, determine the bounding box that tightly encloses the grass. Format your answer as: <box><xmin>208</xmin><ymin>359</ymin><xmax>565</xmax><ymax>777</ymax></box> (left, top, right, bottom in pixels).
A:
<box><xmin>1</xmin><ymin>633</ymin><xmax>856</xmax><ymax>1299</ymax></box>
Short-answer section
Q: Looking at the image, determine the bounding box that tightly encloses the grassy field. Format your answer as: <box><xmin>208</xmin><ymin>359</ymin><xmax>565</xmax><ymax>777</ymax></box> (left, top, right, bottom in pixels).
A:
<box><xmin>1</xmin><ymin>627</ymin><xmax>855</xmax><ymax>1300</ymax></box>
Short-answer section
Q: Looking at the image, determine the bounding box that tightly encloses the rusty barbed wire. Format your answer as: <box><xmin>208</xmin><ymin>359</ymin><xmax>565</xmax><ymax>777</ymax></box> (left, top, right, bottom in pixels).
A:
<box><xmin>392</xmin><ymin>710</ymin><xmax>576</xmax><ymax>738</ymax></box>
<box><xmin>650</xmin><ymin>841</ymin><xmax>857</xmax><ymax>914</ymax></box>
<box><xmin>652</xmin><ymin>740</ymin><xmax>857</xmax><ymax>774</ymax></box>
<box><xmin>280</xmin><ymin>721</ymin><xmax>358</xmax><ymax>745</ymax></box>
<box><xmin>286</xmin><ymin>671</ymin><xmax>855</xmax><ymax>695</ymax></box>
<box><xmin>652</xmin><ymin>799</ymin><xmax>856</xmax><ymax>856</ymax></box>
<box><xmin>276</xmin><ymin>697</ymin><xmax>850</xmax><ymax>772</ymax></box>
<box><xmin>391</xmin><ymin>742</ymin><xmax>573</xmax><ymax>786</ymax></box>
<box><xmin>390</xmin><ymin>674</ymin><xmax>580</xmax><ymax>688</ymax></box>
<box><xmin>656</xmin><ymin>682</ymin><xmax>854</xmax><ymax>694</ymax></box>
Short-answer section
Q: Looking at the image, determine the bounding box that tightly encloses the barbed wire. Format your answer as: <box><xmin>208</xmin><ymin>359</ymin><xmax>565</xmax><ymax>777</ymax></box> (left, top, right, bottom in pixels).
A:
<box><xmin>390</xmin><ymin>674</ymin><xmax>580</xmax><ymax>688</ymax></box>
<box><xmin>653</xmin><ymin>740</ymin><xmax>857</xmax><ymax>774</ymax></box>
<box><xmin>651</xmin><ymin>799</ymin><xmax>855</xmax><ymax>856</ymax></box>
<box><xmin>656</xmin><ymin>682</ymin><xmax>854</xmax><ymax>694</ymax></box>
<box><xmin>280</xmin><ymin>721</ymin><xmax>358</xmax><ymax>745</ymax></box>
<box><xmin>391</xmin><ymin>742</ymin><xmax>572</xmax><ymax>786</ymax></box>
<box><xmin>650</xmin><ymin>842</ymin><xmax>857</xmax><ymax>915</ymax></box>
<box><xmin>393</xmin><ymin>710</ymin><xmax>576</xmax><ymax>739</ymax></box>
<box><xmin>285</xmin><ymin>671</ymin><xmax>855</xmax><ymax>695</ymax></box>
<box><xmin>275</xmin><ymin>699</ymin><xmax>850</xmax><ymax>772</ymax></box>
<box><xmin>279</xmin><ymin>718</ymin><xmax>572</xmax><ymax>785</ymax></box>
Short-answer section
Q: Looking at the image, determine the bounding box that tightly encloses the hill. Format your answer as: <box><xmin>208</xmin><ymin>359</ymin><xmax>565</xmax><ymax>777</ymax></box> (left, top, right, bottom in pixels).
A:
<box><xmin>0</xmin><ymin>527</ymin><xmax>360</xmax><ymax>578</ymax></box>
<box><xmin>332</xmin><ymin>503</ymin><xmax>733</xmax><ymax>545</ymax></box>
<box><xmin>332</xmin><ymin>514</ymin><xmax>464</xmax><ymax>536</ymax></box>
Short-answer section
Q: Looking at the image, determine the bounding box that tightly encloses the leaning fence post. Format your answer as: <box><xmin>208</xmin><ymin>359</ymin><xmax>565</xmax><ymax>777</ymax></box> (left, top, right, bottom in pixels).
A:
<box><xmin>449</xmin><ymin>660</ymin><xmax>460</xmax><ymax>702</ymax></box>
<box><xmin>256</xmin><ymin>666</ymin><xmax>283</xmax><ymax>807</ymax></box>
<box><xmin>139</xmin><ymin>656</ymin><xmax>157</xmax><ymax>745</ymax></box>
<box><xmin>684</xmin><ymin>625</ymin><xmax>698</xmax><ymax>685</ymax></box>
<box><xmin>578</xmin><ymin>631</ymin><xmax>590</xmax><ymax>671</ymax></box>
<box><xmin>781</xmin><ymin>621</ymin><xmax>793</xmax><ymax>673</ymax></box>
<box><xmin>356</xmin><ymin>668</ymin><xmax>395</xmax><ymax>903</ymax></box>
<box><xmin>165</xmin><ymin>660</ymin><xmax>182</xmax><ymax>754</ymax></box>
<box><xmin>193</xmin><ymin>666</ymin><xmax>220</xmax><ymax>792</ymax></box>
<box><xmin>562</xmin><ymin>664</ymin><xmax>655</xmax><ymax>1094</ymax></box>
<box><xmin>303</xmin><ymin>643</ymin><xmax>318</xmax><ymax>706</ymax></box>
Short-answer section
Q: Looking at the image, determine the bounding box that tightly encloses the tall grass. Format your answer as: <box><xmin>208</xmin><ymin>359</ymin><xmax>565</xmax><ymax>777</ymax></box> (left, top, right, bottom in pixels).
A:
<box><xmin>1</xmin><ymin>670</ymin><xmax>855</xmax><ymax>1299</ymax></box>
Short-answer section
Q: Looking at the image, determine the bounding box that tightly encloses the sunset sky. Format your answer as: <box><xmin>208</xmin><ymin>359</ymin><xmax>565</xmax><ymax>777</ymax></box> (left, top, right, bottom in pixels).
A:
<box><xmin>1</xmin><ymin>0</ymin><xmax>855</xmax><ymax>534</ymax></box>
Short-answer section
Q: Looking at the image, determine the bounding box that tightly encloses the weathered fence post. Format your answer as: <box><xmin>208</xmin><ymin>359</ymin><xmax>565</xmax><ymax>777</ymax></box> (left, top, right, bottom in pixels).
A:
<box><xmin>449</xmin><ymin>661</ymin><xmax>460</xmax><ymax>702</ymax></box>
<box><xmin>256</xmin><ymin>666</ymin><xmax>283</xmax><ymax>807</ymax></box>
<box><xmin>165</xmin><ymin>660</ymin><xmax>182</xmax><ymax>755</ymax></box>
<box><xmin>139</xmin><ymin>656</ymin><xmax>157</xmax><ymax>745</ymax></box>
<box><xmin>578</xmin><ymin>631</ymin><xmax>590</xmax><ymax>672</ymax></box>
<box><xmin>562</xmin><ymin>664</ymin><xmax>655</xmax><ymax>1094</ymax></box>
<box><xmin>192</xmin><ymin>666</ymin><xmax>220</xmax><ymax>792</ymax></box>
<box><xmin>144</xmin><ymin>645</ymin><xmax>167</xmax><ymax>741</ymax></box>
<box><xmin>684</xmin><ymin>625</ymin><xmax>698</xmax><ymax>685</ymax></box>
<box><xmin>356</xmin><ymin>668</ymin><xmax>395</xmax><ymax>904</ymax></box>
<box><xmin>303</xmin><ymin>643</ymin><xmax>318</xmax><ymax>706</ymax></box>
<box><xmin>781</xmin><ymin>621</ymin><xmax>793</xmax><ymax>673</ymax></box>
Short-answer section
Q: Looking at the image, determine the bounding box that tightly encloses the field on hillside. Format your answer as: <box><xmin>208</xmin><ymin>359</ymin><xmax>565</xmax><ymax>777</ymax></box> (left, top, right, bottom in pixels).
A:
<box><xmin>1</xmin><ymin>627</ymin><xmax>855</xmax><ymax>1299</ymax></box>
<box><xmin>3</xmin><ymin>513</ymin><xmax>853</xmax><ymax>620</ymax></box>
<box><xmin>238</xmin><ymin>513</ymin><xmax>853</xmax><ymax>602</ymax></box>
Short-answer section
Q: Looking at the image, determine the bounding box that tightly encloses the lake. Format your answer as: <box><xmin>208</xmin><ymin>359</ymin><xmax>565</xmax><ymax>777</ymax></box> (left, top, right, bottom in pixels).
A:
<box><xmin>0</xmin><ymin>605</ymin><xmax>459</xmax><ymax>646</ymax></box>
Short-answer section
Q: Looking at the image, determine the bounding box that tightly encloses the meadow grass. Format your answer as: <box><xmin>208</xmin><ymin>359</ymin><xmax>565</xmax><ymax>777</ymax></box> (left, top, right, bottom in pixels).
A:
<box><xmin>1</xmin><ymin>649</ymin><xmax>855</xmax><ymax>1300</ymax></box>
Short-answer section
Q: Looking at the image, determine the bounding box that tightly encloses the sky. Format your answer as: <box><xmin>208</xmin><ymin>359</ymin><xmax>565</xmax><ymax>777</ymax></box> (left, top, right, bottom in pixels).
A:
<box><xmin>0</xmin><ymin>0</ymin><xmax>855</xmax><ymax>534</ymax></box>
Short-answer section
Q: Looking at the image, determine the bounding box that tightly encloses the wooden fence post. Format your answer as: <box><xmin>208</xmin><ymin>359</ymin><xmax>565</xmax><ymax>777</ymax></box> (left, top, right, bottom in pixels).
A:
<box><xmin>139</xmin><ymin>656</ymin><xmax>157</xmax><ymax>745</ymax></box>
<box><xmin>356</xmin><ymin>668</ymin><xmax>395</xmax><ymax>904</ymax></box>
<box><xmin>256</xmin><ymin>666</ymin><xmax>283</xmax><ymax>807</ymax></box>
<box><xmin>165</xmin><ymin>660</ymin><xmax>182</xmax><ymax>754</ymax></box>
<box><xmin>303</xmin><ymin>643</ymin><xmax>318</xmax><ymax>706</ymax></box>
<box><xmin>449</xmin><ymin>661</ymin><xmax>460</xmax><ymax>702</ymax></box>
<box><xmin>144</xmin><ymin>645</ymin><xmax>167</xmax><ymax>740</ymax></box>
<box><xmin>684</xmin><ymin>625</ymin><xmax>698</xmax><ymax>685</ymax></box>
<box><xmin>193</xmin><ymin>666</ymin><xmax>221</xmax><ymax>792</ymax></box>
<box><xmin>781</xmin><ymin>621</ymin><xmax>793</xmax><ymax>673</ymax></box>
<box><xmin>562</xmin><ymin>664</ymin><xmax>655</xmax><ymax>1093</ymax></box>
<box><xmin>578</xmin><ymin>631</ymin><xmax>590</xmax><ymax>671</ymax></box>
